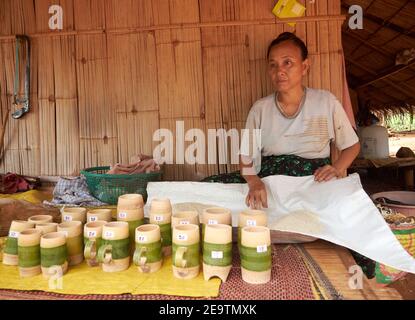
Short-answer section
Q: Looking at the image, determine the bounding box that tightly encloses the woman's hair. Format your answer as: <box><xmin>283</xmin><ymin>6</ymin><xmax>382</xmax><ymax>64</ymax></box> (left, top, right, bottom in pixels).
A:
<box><xmin>267</xmin><ymin>32</ymin><xmax>308</xmax><ymax>61</ymax></box>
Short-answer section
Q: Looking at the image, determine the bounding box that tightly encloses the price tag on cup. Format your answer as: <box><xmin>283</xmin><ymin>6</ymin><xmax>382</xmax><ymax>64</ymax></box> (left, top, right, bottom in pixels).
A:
<box><xmin>177</xmin><ymin>233</ymin><xmax>188</xmax><ymax>241</ymax></box>
<box><xmin>63</xmin><ymin>215</ymin><xmax>72</xmax><ymax>222</ymax></box>
<box><xmin>257</xmin><ymin>245</ymin><xmax>268</xmax><ymax>253</ymax></box>
<box><xmin>118</xmin><ymin>212</ymin><xmax>127</xmax><ymax>219</ymax></box>
<box><xmin>89</xmin><ymin>216</ymin><xmax>98</xmax><ymax>222</ymax></box>
<box><xmin>179</xmin><ymin>220</ymin><xmax>190</xmax><ymax>225</ymax></box>
<box><xmin>8</xmin><ymin>231</ymin><xmax>19</xmax><ymax>238</ymax></box>
<box><xmin>104</xmin><ymin>231</ymin><xmax>114</xmax><ymax>239</ymax></box>
<box><xmin>211</xmin><ymin>251</ymin><xmax>223</xmax><ymax>259</ymax></box>
<box><xmin>87</xmin><ymin>231</ymin><xmax>97</xmax><ymax>238</ymax></box>
<box><xmin>137</xmin><ymin>235</ymin><xmax>147</xmax><ymax>243</ymax></box>
<box><xmin>154</xmin><ymin>215</ymin><xmax>164</xmax><ymax>222</ymax></box>
<box><xmin>247</xmin><ymin>219</ymin><xmax>257</xmax><ymax>226</ymax></box>
<box><xmin>208</xmin><ymin>219</ymin><xmax>218</xmax><ymax>225</ymax></box>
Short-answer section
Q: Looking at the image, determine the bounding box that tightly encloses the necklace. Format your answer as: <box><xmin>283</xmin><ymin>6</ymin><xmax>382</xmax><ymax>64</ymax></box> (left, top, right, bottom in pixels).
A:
<box><xmin>275</xmin><ymin>87</ymin><xmax>307</xmax><ymax>119</ymax></box>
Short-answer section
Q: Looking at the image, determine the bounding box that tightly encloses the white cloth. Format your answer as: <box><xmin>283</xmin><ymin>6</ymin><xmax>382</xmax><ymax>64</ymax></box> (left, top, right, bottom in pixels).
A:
<box><xmin>146</xmin><ymin>173</ymin><xmax>415</xmax><ymax>274</ymax></box>
<box><xmin>240</xmin><ymin>88</ymin><xmax>359</xmax><ymax>162</ymax></box>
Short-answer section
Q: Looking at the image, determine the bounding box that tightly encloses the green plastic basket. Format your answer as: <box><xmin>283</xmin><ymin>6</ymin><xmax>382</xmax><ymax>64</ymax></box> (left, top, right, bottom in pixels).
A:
<box><xmin>81</xmin><ymin>166</ymin><xmax>162</xmax><ymax>205</ymax></box>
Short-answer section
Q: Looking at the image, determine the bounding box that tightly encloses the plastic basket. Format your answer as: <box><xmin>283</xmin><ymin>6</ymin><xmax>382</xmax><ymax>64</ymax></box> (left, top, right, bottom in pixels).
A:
<box><xmin>80</xmin><ymin>166</ymin><xmax>162</xmax><ymax>205</ymax></box>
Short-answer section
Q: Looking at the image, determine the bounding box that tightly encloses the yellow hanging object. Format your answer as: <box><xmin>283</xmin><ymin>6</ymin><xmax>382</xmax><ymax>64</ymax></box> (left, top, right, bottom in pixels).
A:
<box><xmin>272</xmin><ymin>0</ymin><xmax>306</xmax><ymax>27</ymax></box>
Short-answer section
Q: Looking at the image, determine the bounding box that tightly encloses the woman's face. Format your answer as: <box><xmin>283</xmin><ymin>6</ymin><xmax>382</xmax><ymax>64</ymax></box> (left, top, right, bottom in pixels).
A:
<box><xmin>267</xmin><ymin>41</ymin><xmax>309</xmax><ymax>93</ymax></box>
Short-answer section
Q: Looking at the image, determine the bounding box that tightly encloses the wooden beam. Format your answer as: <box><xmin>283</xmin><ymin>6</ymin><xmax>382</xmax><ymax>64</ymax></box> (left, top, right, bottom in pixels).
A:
<box><xmin>0</xmin><ymin>15</ymin><xmax>347</xmax><ymax>41</ymax></box>
<box><xmin>344</xmin><ymin>0</ymin><xmax>412</xmax><ymax>57</ymax></box>
<box><xmin>342</xmin><ymin>30</ymin><xmax>395</xmax><ymax>59</ymax></box>
<box><xmin>347</xmin><ymin>73</ymin><xmax>408</xmax><ymax>106</ymax></box>
<box><xmin>342</xmin><ymin>3</ymin><xmax>415</xmax><ymax>40</ymax></box>
<box><xmin>356</xmin><ymin>59</ymin><xmax>415</xmax><ymax>89</ymax></box>
<box><xmin>346</xmin><ymin>57</ymin><xmax>414</xmax><ymax>99</ymax></box>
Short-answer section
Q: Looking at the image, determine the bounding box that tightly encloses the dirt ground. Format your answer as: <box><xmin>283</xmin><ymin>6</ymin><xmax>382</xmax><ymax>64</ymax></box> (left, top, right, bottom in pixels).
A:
<box><xmin>389</xmin><ymin>132</ymin><xmax>415</xmax><ymax>156</ymax></box>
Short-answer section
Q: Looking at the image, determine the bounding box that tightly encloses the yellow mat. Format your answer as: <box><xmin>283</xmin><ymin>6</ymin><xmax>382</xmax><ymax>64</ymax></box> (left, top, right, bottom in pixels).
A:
<box><xmin>0</xmin><ymin>190</ymin><xmax>52</xmax><ymax>203</ymax></box>
<box><xmin>0</xmin><ymin>254</ymin><xmax>220</xmax><ymax>297</ymax></box>
<box><xmin>0</xmin><ymin>191</ymin><xmax>220</xmax><ymax>297</ymax></box>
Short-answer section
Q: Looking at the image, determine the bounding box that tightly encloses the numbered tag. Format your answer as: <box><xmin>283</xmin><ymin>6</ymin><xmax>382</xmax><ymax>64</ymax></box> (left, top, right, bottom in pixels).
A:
<box><xmin>118</xmin><ymin>212</ymin><xmax>127</xmax><ymax>219</ymax></box>
<box><xmin>179</xmin><ymin>220</ymin><xmax>190</xmax><ymax>225</ymax></box>
<box><xmin>247</xmin><ymin>219</ymin><xmax>257</xmax><ymax>226</ymax></box>
<box><xmin>87</xmin><ymin>231</ymin><xmax>97</xmax><ymax>238</ymax></box>
<box><xmin>89</xmin><ymin>216</ymin><xmax>98</xmax><ymax>222</ymax></box>
<box><xmin>63</xmin><ymin>215</ymin><xmax>72</xmax><ymax>222</ymax></box>
<box><xmin>104</xmin><ymin>231</ymin><xmax>114</xmax><ymax>239</ymax></box>
<box><xmin>8</xmin><ymin>231</ymin><xmax>19</xmax><ymax>238</ymax></box>
<box><xmin>257</xmin><ymin>245</ymin><xmax>267</xmax><ymax>253</ymax></box>
<box><xmin>154</xmin><ymin>215</ymin><xmax>164</xmax><ymax>222</ymax></box>
<box><xmin>211</xmin><ymin>251</ymin><xmax>223</xmax><ymax>259</ymax></box>
<box><xmin>208</xmin><ymin>219</ymin><xmax>218</xmax><ymax>225</ymax></box>
<box><xmin>137</xmin><ymin>235</ymin><xmax>147</xmax><ymax>243</ymax></box>
<box><xmin>177</xmin><ymin>233</ymin><xmax>188</xmax><ymax>241</ymax></box>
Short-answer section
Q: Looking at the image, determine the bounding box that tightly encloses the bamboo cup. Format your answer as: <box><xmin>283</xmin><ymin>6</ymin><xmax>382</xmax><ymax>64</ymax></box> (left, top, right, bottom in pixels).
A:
<box><xmin>87</xmin><ymin>209</ymin><xmax>112</xmax><ymax>223</ymax></box>
<box><xmin>97</xmin><ymin>222</ymin><xmax>130</xmax><ymax>272</ymax></box>
<box><xmin>3</xmin><ymin>220</ymin><xmax>35</xmax><ymax>266</ymax></box>
<box><xmin>172</xmin><ymin>224</ymin><xmax>200</xmax><ymax>280</ymax></box>
<box><xmin>18</xmin><ymin>229</ymin><xmax>42</xmax><ymax>277</ymax></box>
<box><xmin>28</xmin><ymin>215</ymin><xmax>53</xmax><ymax>225</ymax></box>
<box><xmin>133</xmin><ymin>224</ymin><xmax>162</xmax><ymax>273</ymax></box>
<box><xmin>40</xmin><ymin>232</ymin><xmax>68</xmax><ymax>278</ymax></box>
<box><xmin>171</xmin><ymin>211</ymin><xmax>199</xmax><ymax>228</ymax></box>
<box><xmin>84</xmin><ymin>221</ymin><xmax>106</xmax><ymax>267</ymax></box>
<box><xmin>237</xmin><ymin>210</ymin><xmax>267</xmax><ymax>244</ymax></box>
<box><xmin>240</xmin><ymin>226</ymin><xmax>272</xmax><ymax>284</ymax></box>
<box><xmin>58</xmin><ymin>221</ymin><xmax>83</xmax><ymax>266</ymax></box>
<box><xmin>61</xmin><ymin>207</ymin><xmax>87</xmax><ymax>224</ymax></box>
<box><xmin>203</xmin><ymin>224</ymin><xmax>232</xmax><ymax>282</ymax></box>
<box><xmin>117</xmin><ymin>194</ymin><xmax>144</xmax><ymax>210</ymax></box>
<box><xmin>201</xmin><ymin>207</ymin><xmax>232</xmax><ymax>242</ymax></box>
<box><xmin>35</xmin><ymin>223</ymin><xmax>58</xmax><ymax>235</ymax></box>
<box><xmin>117</xmin><ymin>208</ymin><xmax>145</xmax><ymax>252</ymax></box>
<box><xmin>150</xmin><ymin>198</ymin><xmax>172</xmax><ymax>257</ymax></box>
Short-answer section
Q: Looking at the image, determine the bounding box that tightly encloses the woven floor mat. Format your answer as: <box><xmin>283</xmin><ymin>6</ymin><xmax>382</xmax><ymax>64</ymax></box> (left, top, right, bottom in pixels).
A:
<box><xmin>0</xmin><ymin>244</ymin><xmax>342</xmax><ymax>300</ymax></box>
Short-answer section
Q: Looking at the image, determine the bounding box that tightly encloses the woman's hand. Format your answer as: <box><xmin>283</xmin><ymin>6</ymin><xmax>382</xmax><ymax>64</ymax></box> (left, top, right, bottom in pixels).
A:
<box><xmin>245</xmin><ymin>178</ymin><xmax>268</xmax><ymax>209</ymax></box>
<box><xmin>313</xmin><ymin>165</ymin><xmax>341</xmax><ymax>182</ymax></box>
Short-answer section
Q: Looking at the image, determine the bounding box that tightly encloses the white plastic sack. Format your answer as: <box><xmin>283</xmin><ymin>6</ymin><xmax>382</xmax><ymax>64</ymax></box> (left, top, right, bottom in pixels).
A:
<box><xmin>145</xmin><ymin>173</ymin><xmax>415</xmax><ymax>273</ymax></box>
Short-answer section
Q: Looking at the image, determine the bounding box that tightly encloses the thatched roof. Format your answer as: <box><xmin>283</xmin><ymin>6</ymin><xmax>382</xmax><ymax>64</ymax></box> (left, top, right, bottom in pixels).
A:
<box><xmin>342</xmin><ymin>0</ymin><xmax>415</xmax><ymax>115</ymax></box>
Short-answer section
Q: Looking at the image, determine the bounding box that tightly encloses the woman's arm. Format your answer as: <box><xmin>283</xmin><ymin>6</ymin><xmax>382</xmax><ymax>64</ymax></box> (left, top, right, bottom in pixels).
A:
<box><xmin>240</xmin><ymin>155</ymin><xmax>268</xmax><ymax>209</ymax></box>
<box><xmin>314</xmin><ymin>142</ymin><xmax>361</xmax><ymax>182</ymax></box>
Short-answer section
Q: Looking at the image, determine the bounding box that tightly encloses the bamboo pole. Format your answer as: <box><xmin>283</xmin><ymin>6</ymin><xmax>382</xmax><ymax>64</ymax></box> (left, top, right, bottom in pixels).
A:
<box><xmin>0</xmin><ymin>15</ymin><xmax>347</xmax><ymax>41</ymax></box>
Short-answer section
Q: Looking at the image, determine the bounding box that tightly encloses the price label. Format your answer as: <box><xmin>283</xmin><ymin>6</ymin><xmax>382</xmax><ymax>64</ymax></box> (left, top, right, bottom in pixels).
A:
<box><xmin>177</xmin><ymin>234</ymin><xmax>188</xmax><ymax>241</ymax></box>
<box><xmin>179</xmin><ymin>220</ymin><xmax>190</xmax><ymax>225</ymax></box>
<box><xmin>63</xmin><ymin>215</ymin><xmax>72</xmax><ymax>222</ymax></box>
<box><xmin>154</xmin><ymin>215</ymin><xmax>164</xmax><ymax>222</ymax></box>
<box><xmin>211</xmin><ymin>251</ymin><xmax>223</xmax><ymax>259</ymax></box>
<box><xmin>104</xmin><ymin>231</ymin><xmax>114</xmax><ymax>239</ymax></box>
<box><xmin>137</xmin><ymin>235</ymin><xmax>147</xmax><ymax>242</ymax></box>
<box><xmin>89</xmin><ymin>216</ymin><xmax>98</xmax><ymax>222</ymax></box>
<box><xmin>257</xmin><ymin>245</ymin><xmax>268</xmax><ymax>253</ymax></box>
<box><xmin>87</xmin><ymin>231</ymin><xmax>97</xmax><ymax>238</ymax></box>
<box><xmin>118</xmin><ymin>212</ymin><xmax>127</xmax><ymax>219</ymax></box>
<box><xmin>208</xmin><ymin>219</ymin><xmax>218</xmax><ymax>225</ymax></box>
<box><xmin>8</xmin><ymin>231</ymin><xmax>19</xmax><ymax>238</ymax></box>
<box><xmin>247</xmin><ymin>219</ymin><xmax>257</xmax><ymax>226</ymax></box>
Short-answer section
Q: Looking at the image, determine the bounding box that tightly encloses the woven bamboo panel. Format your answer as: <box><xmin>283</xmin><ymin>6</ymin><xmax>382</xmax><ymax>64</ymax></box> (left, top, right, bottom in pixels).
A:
<box><xmin>107</xmin><ymin>33</ymin><xmax>158</xmax><ymax>113</ymax></box>
<box><xmin>116</xmin><ymin>111</ymin><xmax>159</xmax><ymax>165</ymax></box>
<box><xmin>0</xmin><ymin>0</ymin><xmax>347</xmax><ymax>180</ymax></box>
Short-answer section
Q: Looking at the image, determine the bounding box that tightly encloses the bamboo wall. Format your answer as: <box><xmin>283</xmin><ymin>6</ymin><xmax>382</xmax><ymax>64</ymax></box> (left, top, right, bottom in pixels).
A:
<box><xmin>0</xmin><ymin>0</ymin><xmax>345</xmax><ymax>181</ymax></box>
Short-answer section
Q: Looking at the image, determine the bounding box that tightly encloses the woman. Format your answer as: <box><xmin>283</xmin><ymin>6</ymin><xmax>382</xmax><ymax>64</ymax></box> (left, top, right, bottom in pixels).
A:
<box><xmin>203</xmin><ymin>32</ymin><xmax>360</xmax><ymax>210</ymax></box>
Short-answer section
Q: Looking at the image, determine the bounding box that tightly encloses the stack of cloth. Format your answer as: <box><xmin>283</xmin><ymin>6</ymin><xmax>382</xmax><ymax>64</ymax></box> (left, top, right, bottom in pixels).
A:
<box><xmin>107</xmin><ymin>154</ymin><xmax>160</xmax><ymax>175</ymax></box>
<box><xmin>43</xmin><ymin>177</ymin><xmax>107</xmax><ymax>207</ymax></box>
